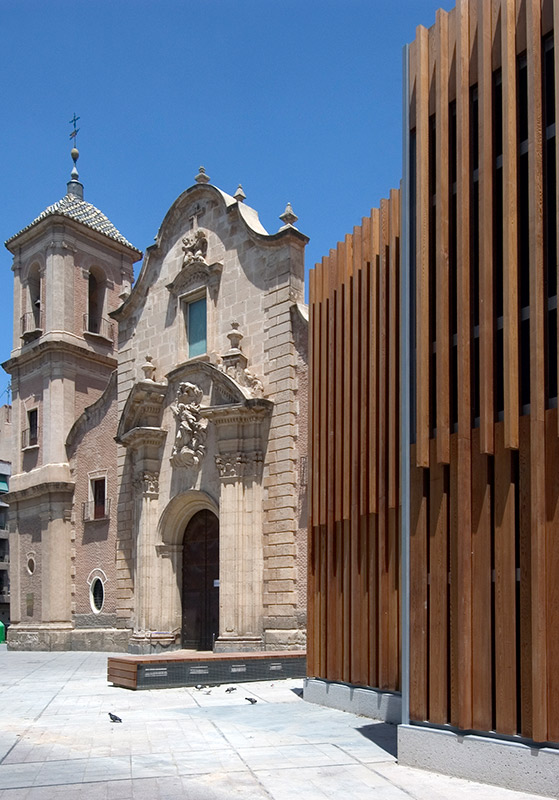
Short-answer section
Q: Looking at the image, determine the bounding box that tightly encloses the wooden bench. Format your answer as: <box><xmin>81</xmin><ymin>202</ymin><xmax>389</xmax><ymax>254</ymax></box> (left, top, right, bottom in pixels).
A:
<box><xmin>108</xmin><ymin>650</ymin><xmax>306</xmax><ymax>690</ymax></box>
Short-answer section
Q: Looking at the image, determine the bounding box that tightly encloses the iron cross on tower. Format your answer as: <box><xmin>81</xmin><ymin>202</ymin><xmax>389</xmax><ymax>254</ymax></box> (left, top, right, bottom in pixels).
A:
<box><xmin>69</xmin><ymin>113</ymin><xmax>80</xmax><ymax>143</ymax></box>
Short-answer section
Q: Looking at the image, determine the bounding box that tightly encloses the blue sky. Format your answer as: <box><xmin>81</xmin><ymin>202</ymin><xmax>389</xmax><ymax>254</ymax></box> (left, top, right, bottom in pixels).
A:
<box><xmin>0</xmin><ymin>0</ymin><xmax>454</xmax><ymax>401</ymax></box>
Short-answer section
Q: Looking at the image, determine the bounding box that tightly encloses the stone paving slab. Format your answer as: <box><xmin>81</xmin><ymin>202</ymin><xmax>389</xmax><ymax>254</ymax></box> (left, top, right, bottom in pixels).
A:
<box><xmin>0</xmin><ymin>648</ymin><xmax>554</xmax><ymax>799</ymax></box>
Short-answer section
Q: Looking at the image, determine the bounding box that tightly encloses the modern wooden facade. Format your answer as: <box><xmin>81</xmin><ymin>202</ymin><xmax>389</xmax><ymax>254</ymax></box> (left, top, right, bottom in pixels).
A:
<box><xmin>308</xmin><ymin>193</ymin><xmax>401</xmax><ymax>692</ymax></box>
<box><xmin>308</xmin><ymin>0</ymin><xmax>559</xmax><ymax>749</ymax></box>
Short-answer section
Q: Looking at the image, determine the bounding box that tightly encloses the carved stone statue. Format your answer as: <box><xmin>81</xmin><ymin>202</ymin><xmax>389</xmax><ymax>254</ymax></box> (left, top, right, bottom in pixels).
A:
<box><xmin>181</xmin><ymin>230</ymin><xmax>208</xmax><ymax>267</ymax></box>
<box><xmin>170</xmin><ymin>382</ymin><xmax>208</xmax><ymax>468</ymax></box>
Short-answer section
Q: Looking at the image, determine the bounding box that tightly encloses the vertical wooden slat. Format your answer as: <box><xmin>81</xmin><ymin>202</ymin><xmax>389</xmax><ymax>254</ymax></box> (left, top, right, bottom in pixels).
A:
<box><xmin>351</xmin><ymin>226</ymin><xmax>367</xmax><ymax>685</ymax></box>
<box><xmin>388</xmin><ymin>191</ymin><xmax>400</xmax><ymax>691</ymax></box>
<box><xmin>387</xmin><ymin>505</ymin><xmax>400</xmax><ymax>691</ymax></box>
<box><xmin>502</xmin><ymin>0</ymin><xmax>519</xmax><ymax>450</ymax></box>
<box><xmin>367</xmin><ymin>510</ymin><xmax>378</xmax><ymax>689</ymax></box>
<box><xmin>478</xmin><ymin>0</ymin><xmax>494</xmax><ymax>454</ymax></box>
<box><xmin>342</xmin><ymin>240</ymin><xmax>352</xmax><ymax>525</ymax></box>
<box><xmin>456</xmin><ymin>0</ymin><xmax>473</xmax><ymax>730</ymax></box>
<box><xmin>494</xmin><ymin>421</ymin><xmax>517</xmax><ymax>735</ymax></box>
<box><xmin>428</xmin><ymin>438</ymin><xmax>448</xmax><ymax>723</ymax></box>
<box><xmin>360</xmin><ymin>215</ymin><xmax>371</xmax><ymax>517</ymax></box>
<box><xmin>518</xmin><ymin>414</ymin><xmax>532</xmax><ymax>740</ymax></box>
<box><xmin>369</xmin><ymin>210</ymin><xmax>380</xmax><ymax>514</ymax></box>
<box><xmin>526</xmin><ymin>0</ymin><xmax>548</xmax><ymax>743</ymax></box>
<box><xmin>335</xmin><ymin>253</ymin><xmax>345</xmax><ymax>526</ymax></box>
<box><xmin>555</xmin><ymin>0</ymin><xmax>559</xmax><ymax>437</ymax></box>
<box><xmin>436</xmin><ymin>8</ymin><xmax>451</xmax><ymax>465</ymax></box>
<box><xmin>388</xmin><ymin>190</ymin><xmax>400</xmax><ymax>509</ymax></box>
<box><xmin>319</xmin><ymin>258</ymin><xmax>329</xmax><ymax>528</ymax></box>
<box><xmin>311</xmin><ymin>265</ymin><xmax>321</xmax><ymax>529</ymax></box>
<box><xmin>410</xmin><ymin>445</ymin><xmax>428</xmax><ymax>720</ymax></box>
<box><xmin>368</xmin><ymin>211</ymin><xmax>379</xmax><ymax>690</ymax></box>
<box><xmin>342</xmin><ymin>238</ymin><xmax>353</xmax><ymax>684</ymax></box>
<box><xmin>318</xmin><ymin>522</ymin><xmax>327</xmax><ymax>676</ymax></box>
<box><xmin>416</xmin><ymin>24</ymin><xmax>431</xmax><ymax>468</ymax></box>
<box><xmin>320</xmin><ymin>258</ymin><xmax>330</xmax><ymax>677</ymax></box>
<box><xmin>449</xmin><ymin>432</ymin><xmax>459</xmax><ymax>726</ymax></box>
<box><xmin>326</xmin><ymin>250</ymin><xmax>342</xmax><ymax>683</ymax></box>
<box><xmin>545</xmin><ymin>409</ymin><xmax>559</xmax><ymax>742</ymax></box>
<box><xmin>356</xmin><ymin>258</ymin><xmax>370</xmax><ymax>686</ymax></box>
<box><xmin>377</xmin><ymin>200</ymin><xmax>389</xmax><ymax>689</ymax></box>
<box><xmin>471</xmin><ymin>427</ymin><xmax>493</xmax><ymax>731</ymax></box>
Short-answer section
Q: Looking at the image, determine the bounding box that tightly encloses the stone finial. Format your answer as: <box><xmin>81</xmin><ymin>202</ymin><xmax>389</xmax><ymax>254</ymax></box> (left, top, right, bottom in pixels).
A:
<box><xmin>234</xmin><ymin>184</ymin><xmax>246</xmax><ymax>202</ymax></box>
<box><xmin>70</xmin><ymin>148</ymin><xmax>79</xmax><ymax>179</ymax></box>
<box><xmin>67</xmin><ymin>145</ymin><xmax>84</xmax><ymax>200</ymax></box>
<box><xmin>279</xmin><ymin>202</ymin><xmax>298</xmax><ymax>227</ymax></box>
<box><xmin>140</xmin><ymin>354</ymin><xmax>156</xmax><ymax>381</ymax></box>
<box><xmin>226</xmin><ymin>321</ymin><xmax>243</xmax><ymax>352</ymax></box>
<box><xmin>195</xmin><ymin>166</ymin><xmax>210</xmax><ymax>184</ymax></box>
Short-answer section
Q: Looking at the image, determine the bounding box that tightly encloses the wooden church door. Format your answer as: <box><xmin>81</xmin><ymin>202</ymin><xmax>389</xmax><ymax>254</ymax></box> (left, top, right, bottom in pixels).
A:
<box><xmin>181</xmin><ymin>509</ymin><xmax>219</xmax><ymax>650</ymax></box>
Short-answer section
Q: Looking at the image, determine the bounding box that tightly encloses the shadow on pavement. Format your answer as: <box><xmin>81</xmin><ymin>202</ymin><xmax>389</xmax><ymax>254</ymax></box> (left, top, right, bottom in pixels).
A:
<box><xmin>357</xmin><ymin>722</ymin><xmax>397</xmax><ymax>757</ymax></box>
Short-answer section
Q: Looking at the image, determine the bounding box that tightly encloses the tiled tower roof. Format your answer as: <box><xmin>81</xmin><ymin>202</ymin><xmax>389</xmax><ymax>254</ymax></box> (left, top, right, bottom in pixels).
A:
<box><xmin>5</xmin><ymin>192</ymin><xmax>141</xmax><ymax>253</ymax></box>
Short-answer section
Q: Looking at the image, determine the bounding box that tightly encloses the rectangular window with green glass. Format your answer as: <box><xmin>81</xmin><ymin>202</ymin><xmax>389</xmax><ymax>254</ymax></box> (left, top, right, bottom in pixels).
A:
<box><xmin>187</xmin><ymin>296</ymin><xmax>207</xmax><ymax>358</ymax></box>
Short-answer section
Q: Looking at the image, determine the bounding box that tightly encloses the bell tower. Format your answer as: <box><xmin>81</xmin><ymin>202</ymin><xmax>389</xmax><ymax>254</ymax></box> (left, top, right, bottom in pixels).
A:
<box><xmin>2</xmin><ymin>143</ymin><xmax>142</xmax><ymax>649</ymax></box>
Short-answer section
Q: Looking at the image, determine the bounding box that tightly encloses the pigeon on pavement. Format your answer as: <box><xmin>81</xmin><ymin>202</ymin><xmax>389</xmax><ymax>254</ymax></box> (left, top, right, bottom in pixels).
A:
<box><xmin>225</xmin><ymin>687</ymin><xmax>237</xmax><ymax>693</ymax></box>
<box><xmin>108</xmin><ymin>712</ymin><xmax>122</xmax><ymax>723</ymax></box>
<box><xmin>245</xmin><ymin>697</ymin><xmax>257</xmax><ymax>704</ymax></box>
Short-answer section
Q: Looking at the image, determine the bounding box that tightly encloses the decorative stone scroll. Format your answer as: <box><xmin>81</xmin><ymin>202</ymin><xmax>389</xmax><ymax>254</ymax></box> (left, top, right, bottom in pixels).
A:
<box><xmin>170</xmin><ymin>382</ymin><xmax>208</xmax><ymax>468</ymax></box>
<box><xmin>182</xmin><ymin>230</ymin><xmax>208</xmax><ymax>267</ymax></box>
<box><xmin>215</xmin><ymin>450</ymin><xmax>263</xmax><ymax>480</ymax></box>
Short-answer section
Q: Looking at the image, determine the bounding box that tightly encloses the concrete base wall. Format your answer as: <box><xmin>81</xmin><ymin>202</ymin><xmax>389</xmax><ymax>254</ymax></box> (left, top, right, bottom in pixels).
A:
<box><xmin>127</xmin><ymin>641</ymin><xmax>180</xmax><ymax>655</ymax></box>
<box><xmin>303</xmin><ymin>678</ymin><xmax>402</xmax><ymax>723</ymax></box>
<box><xmin>7</xmin><ymin>625</ymin><xmax>131</xmax><ymax>652</ymax></box>
<box><xmin>398</xmin><ymin>724</ymin><xmax>559</xmax><ymax>798</ymax></box>
<box><xmin>214</xmin><ymin>636</ymin><xmax>264</xmax><ymax>653</ymax></box>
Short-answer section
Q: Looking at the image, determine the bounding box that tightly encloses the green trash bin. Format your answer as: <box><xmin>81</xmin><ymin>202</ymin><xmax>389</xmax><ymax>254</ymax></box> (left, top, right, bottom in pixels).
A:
<box><xmin>0</xmin><ymin>620</ymin><xmax>5</xmax><ymax>643</ymax></box>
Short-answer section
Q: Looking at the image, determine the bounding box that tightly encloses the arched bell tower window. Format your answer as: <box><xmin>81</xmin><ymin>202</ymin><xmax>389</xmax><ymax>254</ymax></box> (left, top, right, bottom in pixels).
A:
<box><xmin>87</xmin><ymin>269</ymin><xmax>103</xmax><ymax>334</ymax></box>
<box><xmin>21</xmin><ymin>264</ymin><xmax>42</xmax><ymax>338</ymax></box>
<box><xmin>84</xmin><ymin>267</ymin><xmax>113</xmax><ymax>341</ymax></box>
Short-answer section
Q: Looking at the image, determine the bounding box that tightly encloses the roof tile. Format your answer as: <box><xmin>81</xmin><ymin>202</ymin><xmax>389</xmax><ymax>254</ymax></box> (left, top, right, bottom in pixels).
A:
<box><xmin>5</xmin><ymin>193</ymin><xmax>141</xmax><ymax>253</ymax></box>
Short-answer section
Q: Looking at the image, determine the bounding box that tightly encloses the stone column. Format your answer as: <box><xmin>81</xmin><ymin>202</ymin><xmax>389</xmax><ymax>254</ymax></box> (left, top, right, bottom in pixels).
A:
<box><xmin>214</xmin><ymin>451</ymin><xmax>264</xmax><ymax>652</ymax></box>
<box><xmin>155</xmin><ymin>543</ymin><xmax>181</xmax><ymax>634</ymax></box>
<box><xmin>129</xmin><ymin>471</ymin><xmax>172</xmax><ymax>652</ymax></box>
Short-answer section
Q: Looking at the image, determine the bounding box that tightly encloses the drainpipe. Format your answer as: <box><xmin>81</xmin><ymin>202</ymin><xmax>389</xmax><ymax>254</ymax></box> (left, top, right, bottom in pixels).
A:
<box><xmin>400</xmin><ymin>41</ymin><xmax>411</xmax><ymax>728</ymax></box>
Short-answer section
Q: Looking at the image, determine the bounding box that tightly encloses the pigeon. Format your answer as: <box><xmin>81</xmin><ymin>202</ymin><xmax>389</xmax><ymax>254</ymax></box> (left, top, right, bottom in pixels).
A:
<box><xmin>203</xmin><ymin>689</ymin><xmax>212</xmax><ymax>695</ymax></box>
<box><xmin>108</xmin><ymin>712</ymin><xmax>122</xmax><ymax>723</ymax></box>
<box><xmin>225</xmin><ymin>687</ymin><xmax>237</xmax><ymax>693</ymax></box>
<box><xmin>245</xmin><ymin>697</ymin><xmax>257</xmax><ymax>704</ymax></box>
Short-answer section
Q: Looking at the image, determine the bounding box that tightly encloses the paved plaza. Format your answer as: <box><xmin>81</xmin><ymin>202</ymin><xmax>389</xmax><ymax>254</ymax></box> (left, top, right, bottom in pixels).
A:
<box><xmin>0</xmin><ymin>646</ymin><xmax>554</xmax><ymax>800</ymax></box>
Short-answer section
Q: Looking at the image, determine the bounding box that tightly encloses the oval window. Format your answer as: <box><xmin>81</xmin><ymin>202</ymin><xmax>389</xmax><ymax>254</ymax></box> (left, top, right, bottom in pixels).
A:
<box><xmin>90</xmin><ymin>577</ymin><xmax>104</xmax><ymax>613</ymax></box>
<box><xmin>27</xmin><ymin>556</ymin><xmax>35</xmax><ymax>575</ymax></box>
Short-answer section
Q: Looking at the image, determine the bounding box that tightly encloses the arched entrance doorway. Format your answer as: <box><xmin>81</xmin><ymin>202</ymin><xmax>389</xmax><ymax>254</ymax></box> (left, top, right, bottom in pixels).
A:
<box><xmin>181</xmin><ymin>509</ymin><xmax>219</xmax><ymax>650</ymax></box>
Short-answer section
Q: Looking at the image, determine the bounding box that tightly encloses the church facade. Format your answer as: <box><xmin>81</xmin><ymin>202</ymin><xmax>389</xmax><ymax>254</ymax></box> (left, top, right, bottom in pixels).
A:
<box><xmin>3</xmin><ymin>158</ymin><xmax>308</xmax><ymax>653</ymax></box>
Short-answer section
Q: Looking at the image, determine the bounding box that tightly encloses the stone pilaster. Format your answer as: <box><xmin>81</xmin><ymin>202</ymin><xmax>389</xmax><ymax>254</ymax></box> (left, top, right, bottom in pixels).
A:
<box><xmin>215</xmin><ymin>451</ymin><xmax>264</xmax><ymax>651</ymax></box>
